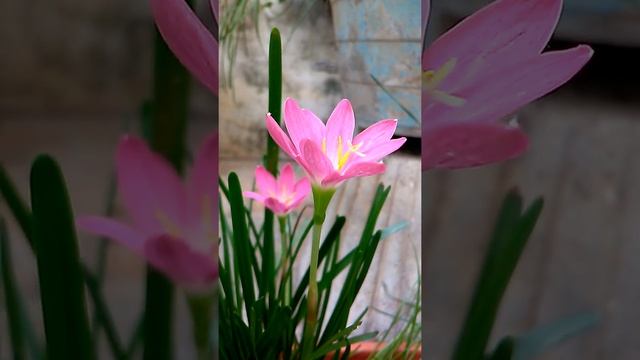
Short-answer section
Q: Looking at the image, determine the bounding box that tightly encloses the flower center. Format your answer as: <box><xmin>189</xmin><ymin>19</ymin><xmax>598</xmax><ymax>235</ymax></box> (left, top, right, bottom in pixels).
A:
<box><xmin>281</xmin><ymin>192</ymin><xmax>295</xmax><ymax>205</ymax></box>
<box><xmin>323</xmin><ymin>136</ymin><xmax>364</xmax><ymax>171</ymax></box>
<box><xmin>155</xmin><ymin>210</ymin><xmax>182</xmax><ymax>237</ymax></box>
<box><xmin>423</xmin><ymin>58</ymin><xmax>466</xmax><ymax>107</ymax></box>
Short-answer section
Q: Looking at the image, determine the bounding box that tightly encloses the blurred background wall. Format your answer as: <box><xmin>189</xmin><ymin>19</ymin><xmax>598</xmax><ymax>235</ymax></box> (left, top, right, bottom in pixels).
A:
<box><xmin>6</xmin><ymin>0</ymin><xmax>640</xmax><ymax>358</ymax></box>
<box><xmin>424</xmin><ymin>1</ymin><xmax>640</xmax><ymax>359</ymax></box>
<box><xmin>0</xmin><ymin>0</ymin><xmax>217</xmax><ymax>357</ymax></box>
<box><xmin>1</xmin><ymin>0</ymin><xmax>421</xmax><ymax>357</ymax></box>
<box><xmin>218</xmin><ymin>1</ymin><xmax>343</xmax><ymax>158</ymax></box>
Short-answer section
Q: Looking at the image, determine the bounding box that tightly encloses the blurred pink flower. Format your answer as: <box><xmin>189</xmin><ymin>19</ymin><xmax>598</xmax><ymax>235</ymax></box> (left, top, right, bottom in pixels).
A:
<box><xmin>150</xmin><ymin>0</ymin><xmax>219</xmax><ymax>95</ymax></box>
<box><xmin>266</xmin><ymin>98</ymin><xmax>407</xmax><ymax>188</ymax></box>
<box><xmin>77</xmin><ymin>134</ymin><xmax>218</xmax><ymax>291</ymax></box>
<box><xmin>243</xmin><ymin>164</ymin><xmax>310</xmax><ymax>216</ymax></box>
<box><xmin>422</xmin><ymin>0</ymin><xmax>593</xmax><ymax>169</ymax></box>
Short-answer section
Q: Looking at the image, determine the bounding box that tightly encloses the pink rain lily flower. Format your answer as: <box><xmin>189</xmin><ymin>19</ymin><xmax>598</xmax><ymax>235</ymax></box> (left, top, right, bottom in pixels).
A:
<box><xmin>150</xmin><ymin>0</ymin><xmax>218</xmax><ymax>95</ymax></box>
<box><xmin>266</xmin><ymin>98</ymin><xmax>407</xmax><ymax>188</ymax></box>
<box><xmin>77</xmin><ymin>134</ymin><xmax>218</xmax><ymax>291</ymax></box>
<box><xmin>422</xmin><ymin>0</ymin><xmax>593</xmax><ymax>169</ymax></box>
<box><xmin>243</xmin><ymin>164</ymin><xmax>311</xmax><ymax>216</ymax></box>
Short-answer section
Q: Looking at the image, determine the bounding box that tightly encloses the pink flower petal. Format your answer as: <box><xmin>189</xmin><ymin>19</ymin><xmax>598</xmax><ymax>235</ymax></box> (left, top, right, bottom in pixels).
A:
<box><xmin>322</xmin><ymin>162</ymin><xmax>386</xmax><ymax>187</ymax></box>
<box><xmin>356</xmin><ymin>138</ymin><xmax>407</xmax><ymax>164</ymax></box>
<box><xmin>264</xmin><ymin>198</ymin><xmax>289</xmax><ymax>215</ymax></box>
<box><xmin>254</xmin><ymin>165</ymin><xmax>277</xmax><ymax>195</ymax></box>
<box><xmin>76</xmin><ymin>216</ymin><xmax>145</xmax><ymax>253</ymax></box>
<box><xmin>342</xmin><ymin>161</ymin><xmax>387</xmax><ymax>178</ymax></box>
<box><xmin>150</xmin><ymin>0</ymin><xmax>218</xmax><ymax>95</ymax></box>
<box><xmin>294</xmin><ymin>176</ymin><xmax>311</xmax><ymax>198</ymax></box>
<box><xmin>144</xmin><ymin>235</ymin><xmax>217</xmax><ymax>290</ymax></box>
<box><xmin>426</xmin><ymin>45</ymin><xmax>593</xmax><ymax>126</ymax></box>
<box><xmin>299</xmin><ymin>139</ymin><xmax>334</xmax><ymax>183</ymax></box>
<box><xmin>283</xmin><ymin>98</ymin><xmax>326</xmax><ymax>152</ymax></box>
<box><xmin>116</xmin><ymin>135</ymin><xmax>188</xmax><ymax>236</ymax></box>
<box><xmin>325</xmin><ymin>99</ymin><xmax>356</xmax><ymax>161</ymax></box>
<box><xmin>289</xmin><ymin>177</ymin><xmax>311</xmax><ymax>207</ymax></box>
<box><xmin>278</xmin><ymin>163</ymin><xmax>296</xmax><ymax>194</ymax></box>
<box><xmin>287</xmin><ymin>196</ymin><xmax>307</xmax><ymax>213</ymax></box>
<box><xmin>353</xmin><ymin>119</ymin><xmax>399</xmax><ymax>153</ymax></box>
<box><xmin>266</xmin><ymin>113</ymin><xmax>298</xmax><ymax>158</ymax></box>
<box><xmin>243</xmin><ymin>191</ymin><xmax>267</xmax><ymax>203</ymax></box>
<box><xmin>424</xmin><ymin>0</ymin><xmax>562</xmax><ymax>89</ymax></box>
<box><xmin>423</xmin><ymin>122</ymin><xmax>529</xmax><ymax>169</ymax></box>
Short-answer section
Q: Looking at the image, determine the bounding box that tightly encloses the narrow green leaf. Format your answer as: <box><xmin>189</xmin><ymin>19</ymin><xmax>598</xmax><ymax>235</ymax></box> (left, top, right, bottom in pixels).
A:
<box><xmin>148</xmin><ymin>26</ymin><xmax>191</xmax><ymax>172</ymax></box>
<box><xmin>30</xmin><ymin>155</ymin><xmax>94</xmax><ymax>360</ymax></box>
<box><xmin>0</xmin><ymin>165</ymin><xmax>34</xmax><ymax>250</ymax></box>
<box><xmin>260</xmin><ymin>210</ymin><xmax>276</xmax><ymax>304</ymax></box>
<box><xmin>380</xmin><ymin>220</ymin><xmax>410</xmax><ymax>239</ymax></box>
<box><xmin>125</xmin><ymin>315</ymin><xmax>145</xmax><ymax>359</ymax></box>
<box><xmin>142</xmin><ymin>270</ymin><xmax>174</xmax><ymax>360</ymax></box>
<box><xmin>487</xmin><ymin>337</ymin><xmax>515</xmax><ymax>360</ymax></box>
<box><xmin>0</xmin><ymin>218</ymin><xmax>26</xmax><ymax>360</ymax></box>
<box><xmin>452</xmin><ymin>189</ymin><xmax>544</xmax><ymax>360</ymax></box>
<box><xmin>259</xmin><ymin>27</ymin><xmax>282</xmax><ymax>310</ymax></box>
<box><xmin>142</xmin><ymin>0</ymin><xmax>197</xmax><ymax>352</ymax></box>
<box><xmin>310</xmin><ymin>311</ymin><xmax>369</xmax><ymax>358</ymax></box>
<box><xmin>291</xmin><ymin>216</ymin><xmax>346</xmax><ymax>313</ymax></box>
<box><xmin>83</xmin><ymin>169</ymin><xmax>118</xmax><ymax>353</ymax></box>
<box><xmin>263</xmin><ymin>27</ymin><xmax>282</xmax><ymax>174</ymax></box>
<box><xmin>228</xmin><ymin>172</ymin><xmax>256</xmax><ymax>317</ymax></box>
<box><xmin>513</xmin><ymin>312</ymin><xmax>598</xmax><ymax>360</ymax></box>
<box><xmin>320</xmin><ymin>185</ymin><xmax>390</xmax><ymax>344</ymax></box>
<box><xmin>82</xmin><ymin>266</ymin><xmax>126</xmax><ymax>360</ymax></box>
<box><xmin>1</xmin><ymin>165</ymin><xmax>124</xmax><ymax>360</ymax></box>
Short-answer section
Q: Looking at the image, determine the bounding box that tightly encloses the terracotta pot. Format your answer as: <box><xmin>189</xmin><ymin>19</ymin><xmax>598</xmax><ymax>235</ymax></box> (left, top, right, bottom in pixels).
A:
<box><xmin>326</xmin><ymin>341</ymin><xmax>422</xmax><ymax>359</ymax></box>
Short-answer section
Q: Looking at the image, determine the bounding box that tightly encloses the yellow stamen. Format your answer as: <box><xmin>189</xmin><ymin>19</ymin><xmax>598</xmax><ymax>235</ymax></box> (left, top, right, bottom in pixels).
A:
<box><xmin>321</xmin><ymin>138</ymin><xmax>327</xmax><ymax>154</ymax></box>
<box><xmin>423</xmin><ymin>58</ymin><xmax>466</xmax><ymax>107</ymax></box>
<box><xmin>336</xmin><ymin>137</ymin><xmax>364</xmax><ymax>170</ymax></box>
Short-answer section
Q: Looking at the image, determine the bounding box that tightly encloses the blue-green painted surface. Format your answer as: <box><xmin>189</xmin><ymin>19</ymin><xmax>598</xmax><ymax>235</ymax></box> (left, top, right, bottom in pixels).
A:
<box><xmin>331</xmin><ymin>0</ymin><xmax>422</xmax><ymax>137</ymax></box>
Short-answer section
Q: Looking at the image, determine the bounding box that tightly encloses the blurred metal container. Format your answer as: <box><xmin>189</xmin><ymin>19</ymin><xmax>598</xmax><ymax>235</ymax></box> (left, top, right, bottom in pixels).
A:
<box><xmin>330</xmin><ymin>0</ymin><xmax>422</xmax><ymax>137</ymax></box>
<box><xmin>438</xmin><ymin>0</ymin><xmax>640</xmax><ymax>47</ymax></box>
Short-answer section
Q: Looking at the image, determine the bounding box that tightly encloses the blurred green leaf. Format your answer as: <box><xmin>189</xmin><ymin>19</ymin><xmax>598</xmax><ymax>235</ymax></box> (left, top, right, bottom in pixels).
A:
<box><xmin>0</xmin><ymin>218</ymin><xmax>27</xmax><ymax>360</ymax></box>
<box><xmin>30</xmin><ymin>155</ymin><xmax>94</xmax><ymax>360</ymax></box>
<box><xmin>453</xmin><ymin>189</ymin><xmax>544</xmax><ymax>360</ymax></box>
<box><xmin>513</xmin><ymin>312</ymin><xmax>598</xmax><ymax>360</ymax></box>
<box><xmin>142</xmin><ymin>0</ymin><xmax>198</xmax><ymax>353</ymax></box>
<box><xmin>487</xmin><ymin>337</ymin><xmax>516</xmax><ymax>360</ymax></box>
<box><xmin>83</xmin><ymin>265</ymin><xmax>126</xmax><ymax>360</ymax></box>
<box><xmin>380</xmin><ymin>220</ymin><xmax>410</xmax><ymax>239</ymax></box>
<box><xmin>0</xmin><ymin>165</ymin><xmax>34</xmax><ymax>250</ymax></box>
<box><xmin>1</xmin><ymin>163</ymin><xmax>123</xmax><ymax>360</ymax></box>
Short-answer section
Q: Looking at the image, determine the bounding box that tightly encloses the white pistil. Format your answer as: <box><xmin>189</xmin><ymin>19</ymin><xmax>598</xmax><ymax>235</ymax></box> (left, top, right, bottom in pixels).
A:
<box><xmin>424</xmin><ymin>58</ymin><xmax>466</xmax><ymax>107</ymax></box>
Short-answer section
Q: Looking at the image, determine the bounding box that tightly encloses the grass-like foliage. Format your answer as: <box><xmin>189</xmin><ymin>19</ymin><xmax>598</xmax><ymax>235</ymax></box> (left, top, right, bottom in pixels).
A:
<box><xmin>219</xmin><ymin>171</ymin><xmax>392</xmax><ymax>359</ymax></box>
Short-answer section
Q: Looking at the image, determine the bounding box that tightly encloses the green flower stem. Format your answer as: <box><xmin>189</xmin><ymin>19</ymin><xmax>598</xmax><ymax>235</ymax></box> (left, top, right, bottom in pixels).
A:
<box><xmin>278</xmin><ymin>216</ymin><xmax>291</xmax><ymax>306</ymax></box>
<box><xmin>187</xmin><ymin>293</ymin><xmax>215</xmax><ymax>360</ymax></box>
<box><xmin>302</xmin><ymin>185</ymin><xmax>336</xmax><ymax>358</ymax></box>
